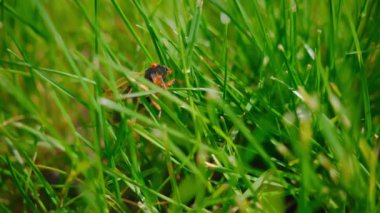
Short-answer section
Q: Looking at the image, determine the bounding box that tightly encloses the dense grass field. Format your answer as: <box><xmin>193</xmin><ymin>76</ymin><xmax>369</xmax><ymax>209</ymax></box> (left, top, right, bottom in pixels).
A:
<box><xmin>1</xmin><ymin>0</ymin><xmax>379</xmax><ymax>212</ymax></box>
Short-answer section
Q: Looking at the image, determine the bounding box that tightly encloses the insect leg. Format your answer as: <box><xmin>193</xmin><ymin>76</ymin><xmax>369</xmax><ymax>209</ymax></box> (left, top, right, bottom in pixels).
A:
<box><xmin>165</xmin><ymin>79</ymin><xmax>176</xmax><ymax>88</ymax></box>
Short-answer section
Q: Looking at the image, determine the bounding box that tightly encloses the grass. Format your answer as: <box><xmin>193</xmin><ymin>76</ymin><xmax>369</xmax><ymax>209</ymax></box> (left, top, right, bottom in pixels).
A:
<box><xmin>0</xmin><ymin>0</ymin><xmax>379</xmax><ymax>212</ymax></box>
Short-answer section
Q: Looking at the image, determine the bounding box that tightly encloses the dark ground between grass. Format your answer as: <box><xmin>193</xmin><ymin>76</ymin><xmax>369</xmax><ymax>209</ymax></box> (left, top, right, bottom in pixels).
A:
<box><xmin>0</xmin><ymin>0</ymin><xmax>380</xmax><ymax>212</ymax></box>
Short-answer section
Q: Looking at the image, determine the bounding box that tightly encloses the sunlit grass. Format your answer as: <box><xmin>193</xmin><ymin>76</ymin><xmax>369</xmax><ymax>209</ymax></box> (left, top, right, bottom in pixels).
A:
<box><xmin>0</xmin><ymin>0</ymin><xmax>379</xmax><ymax>212</ymax></box>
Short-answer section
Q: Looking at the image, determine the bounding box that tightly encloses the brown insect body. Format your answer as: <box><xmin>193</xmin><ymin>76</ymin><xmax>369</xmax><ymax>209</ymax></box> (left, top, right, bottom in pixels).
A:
<box><xmin>145</xmin><ymin>63</ymin><xmax>174</xmax><ymax>90</ymax></box>
<box><xmin>104</xmin><ymin>64</ymin><xmax>175</xmax><ymax>114</ymax></box>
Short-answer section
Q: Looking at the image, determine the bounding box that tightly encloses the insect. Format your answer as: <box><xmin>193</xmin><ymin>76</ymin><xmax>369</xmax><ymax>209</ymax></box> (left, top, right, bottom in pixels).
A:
<box><xmin>104</xmin><ymin>63</ymin><xmax>175</xmax><ymax>117</ymax></box>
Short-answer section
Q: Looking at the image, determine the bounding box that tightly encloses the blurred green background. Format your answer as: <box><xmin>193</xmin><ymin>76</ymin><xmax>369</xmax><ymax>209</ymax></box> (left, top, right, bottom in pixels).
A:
<box><xmin>0</xmin><ymin>0</ymin><xmax>379</xmax><ymax>212</ymax></box>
